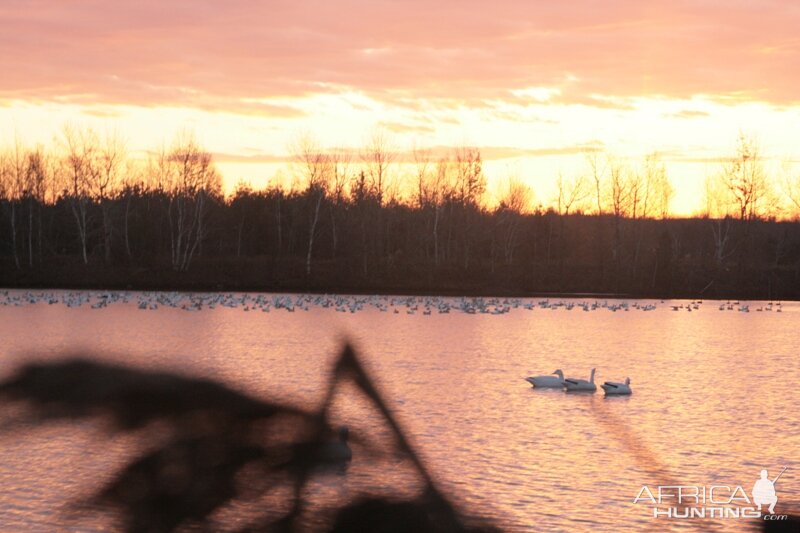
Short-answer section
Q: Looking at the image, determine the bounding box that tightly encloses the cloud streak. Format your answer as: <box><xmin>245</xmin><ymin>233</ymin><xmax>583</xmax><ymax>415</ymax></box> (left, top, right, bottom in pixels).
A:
<box><xmin>213</xmin><ymin>142</ymin><xmax>605</xmax><ymax>164</ymax></box>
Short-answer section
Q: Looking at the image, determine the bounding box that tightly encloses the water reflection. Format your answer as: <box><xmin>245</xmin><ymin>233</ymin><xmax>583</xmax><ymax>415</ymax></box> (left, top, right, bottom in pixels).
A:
<box><xmin>0</xmin><ymin>291</ymin><xmax>797</xmax><ymax>531</ymax></box>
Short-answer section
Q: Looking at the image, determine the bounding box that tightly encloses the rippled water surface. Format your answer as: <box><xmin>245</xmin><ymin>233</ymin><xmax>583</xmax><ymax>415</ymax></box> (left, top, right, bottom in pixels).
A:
<box><xmin>0</xmin><ymin>291</ymin><xmax>798</xmax><ymax>532</ymax></box>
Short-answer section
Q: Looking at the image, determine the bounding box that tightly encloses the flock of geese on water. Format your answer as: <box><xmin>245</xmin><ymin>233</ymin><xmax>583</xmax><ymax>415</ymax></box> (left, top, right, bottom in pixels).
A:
<box><xmin>0</xmin><ymin>290</ymin><xmax>787</xmax><ymax>316</ymax></box>
<box><xmin>2</xmin><ymin>290</ymin><xmax>788</xmax><ymax>401</ymax></box>
<box><xmin>669</xmin><ymin>300</ymin><xmax>783</xmax><ymax>313</ymax></box>
<box><xmin>525</xmin><ymin>368</ymin><xmax>632</xmax><ymax>396</ymax></box>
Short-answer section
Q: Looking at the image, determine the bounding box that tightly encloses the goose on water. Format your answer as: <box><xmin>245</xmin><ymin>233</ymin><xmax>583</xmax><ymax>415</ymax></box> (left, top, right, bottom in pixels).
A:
<box><xmin>525</xmin><ymin>369</ymin><xmax>565</xmax><ymax>388</ymax></box>
<box><xmin>601</xmin><ymin>377</ymin><xmax>632</xmax><ymax>395</ymax></box>
<box><xmin>563</xmin><ymin>368</ymin><xmax>597</xmax><ymax>392</ymax></box>
<box><xmin>316</xmin><ymin>426</ymin><xmax>352</xmax><ymax>467</ymax></box>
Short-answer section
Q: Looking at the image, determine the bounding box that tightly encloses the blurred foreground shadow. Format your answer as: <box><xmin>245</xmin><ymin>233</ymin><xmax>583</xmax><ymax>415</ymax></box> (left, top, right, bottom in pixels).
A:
<box><xmin>0</xmin><ymin>343</ymin><xmax>498</xmax><ymax>532</ymax></box>
<box><xmin>1</xmin><ymin>342</ymin><xmax>796</xmax><ymax>532</ymax></box>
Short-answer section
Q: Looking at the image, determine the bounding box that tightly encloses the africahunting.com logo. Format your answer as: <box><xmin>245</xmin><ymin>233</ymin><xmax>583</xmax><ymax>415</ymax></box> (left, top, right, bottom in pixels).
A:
<box><xmin>634</xmin><ymin>467</ymin><xmax>788</xmax><ymax>521</ymax></box>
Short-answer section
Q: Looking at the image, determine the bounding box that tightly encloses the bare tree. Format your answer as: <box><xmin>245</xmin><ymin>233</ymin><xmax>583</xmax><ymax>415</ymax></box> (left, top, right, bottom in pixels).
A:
<box><xmin>361</xmin><ymin>129</ymin><xmax>395</xmax><ymax>206</ymax></box>
<box><xmin>412</xmin><ymin>145</ymin><xmax>432</xmax><ymax>209</ymax></box>
<box><xmin>699</xmin><ymin>134</ymin><xmax>776</xmax><ymax>270</ymax></box>
<box><xmin>0</xmin><ymin>152</ymin><xmax>6</xmax><ymax>221</ymax></box>
<box><xmin>412</xmin><ymin>146</ymin><xmax>433</xmax><ymax>262</ymax></box>
<box><xmin>585</xmin><ymin>150</ymin><xmax>606</xmax><ymax>215</ymax></box>
<box><xmin>163</xmin><ymin>133</ymin><xmax>221</xmax><ymax>271</ymax></box>
<box><xmin>630</xmin><ymin>153</ymin><xmax>670</xmax><ymax>278</ymax></box>
<box><xmin>452</xmin><ymin>146</ymin><xmax>485</xmax><ymax>206</ymax></box>
<box><xmin>606</xmin><ymin>157</ymin><xmax>633</xmax><ymax>268</ymax></box>
<box><xmin>553</xmin><ymin>173</ymin><xmax>589</xmax><ymax>272</ymax></box>
<box><xmin>60</xmin><ymin>125</ymin><xmax>99</xmax><ymax>265</ymax></box>
<box><xmin>783</xmin><ymin>168</ymin><xmax>800</xmax><ymax>219</ymax></box>
<box><xmin>633</xmin><ymin>152</ymin><xmax>668</xmax><ymax>219</ymax></box>
<box><xmin>120</xmin><ymin>158</ymin><xmax>145</xmax><ymax>260</ymax></box>
<box><xmin>644</xmin><ymin>153</ymin><xmax>674</xmax><ymax>219</ymax></box>
<box><xmin>447</xmin><ymin>146</ymin><xmax>486</xmax><ymax>269</ymax></box>
<box><xmin>23</xmin><ymin>146</ymin><xmax>49</xmax><ymax>266</ymax></box>
<box><xmin>720</xmin><ymin>133</ymin><xmax>773</xmax><ymax>221</ymax></box>
<box><xmin>496</xmin><ymin>177</ymin><xmax>532</xmax><ymax>265</ymax></box>
<box><xmin>433</xmin><ymin>157</ymin><xmax>453</xmax><ymax>265</ymax></box>
<box><xmin>290</xmin><ymin>134</ymin><xmax>331</xmax><ymax>275</ymax></box>
<box><xmin>555</xmin><ymin>173</ymin><xmax>589</xmax><ymax>216</ymax></box>
<box><xmin>328</xmin><ymin>146</ymin><xmax>351</xmax><ymax>257</ymax></box>
<box><xmin>608</xmin><ymin>157</ymin><xmax>632</xmax><ymax>220</ymax></box>
<box><xmin>269</xmin><ymin>180</ymin><xmax>286</xmax><ymax>258</ymax></box>
<box><xmin>628</xmin><ymin>169</ymin><xmax>647</xmax><ymax>221</ymax></box>
<box><xmin>0</xmin><ymin>141</ymin><xmax>26</xmax><ymax>269</ymax></box>
<box><xmin>703</xmin><ymin>175</ymin><xmax>736</xmax><ymax>265</ymax></box>
<box><xmin>96</xmin><ymin>131</ymin><xmax>126</xmax><ymax>262</ymax></box>
<box><xmin>412</xmin><ymin>146</ymin><xmax>450</xmax><ymax>266</ymax></box>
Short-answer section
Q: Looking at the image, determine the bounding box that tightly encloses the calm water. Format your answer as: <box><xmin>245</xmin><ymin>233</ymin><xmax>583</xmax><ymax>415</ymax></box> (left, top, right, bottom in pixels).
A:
<box><xmin>0</xmin><ymin>291</ymin><xmax>798</xmax><ymax>532</ymax></box>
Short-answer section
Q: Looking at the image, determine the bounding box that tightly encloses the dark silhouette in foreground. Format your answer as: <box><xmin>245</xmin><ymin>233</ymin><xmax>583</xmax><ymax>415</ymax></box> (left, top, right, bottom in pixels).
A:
<box><xmin>0</xmin><ymin>343</ymin><xmax>796</xmax><ymax>532</ymax></box>
<box><xmin>0</xmin><ymin>344</ymin><xmax>497</xmax><ymax>532</ymax></box>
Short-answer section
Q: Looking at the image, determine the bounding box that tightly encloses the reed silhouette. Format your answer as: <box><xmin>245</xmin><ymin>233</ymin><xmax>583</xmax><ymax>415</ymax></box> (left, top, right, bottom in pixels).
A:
<box><xmin>0</xmin><ymin>344</ymin><xmax>498</xmax><ymax>532</ymax></box>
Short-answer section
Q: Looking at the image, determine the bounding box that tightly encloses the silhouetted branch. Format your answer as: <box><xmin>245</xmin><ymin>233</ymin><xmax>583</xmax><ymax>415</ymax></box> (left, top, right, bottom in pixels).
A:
<box><xmin>0</xmin><ymin>345</ymin><xmax>499</xmax><ymax>532</ymax></box>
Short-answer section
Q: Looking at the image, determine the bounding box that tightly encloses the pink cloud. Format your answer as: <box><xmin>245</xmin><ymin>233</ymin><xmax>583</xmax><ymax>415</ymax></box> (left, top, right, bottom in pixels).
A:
<box><xmin>1</xmin><ymin>1</ymin><xmax>798</xmax><ymax>112</ymax></box>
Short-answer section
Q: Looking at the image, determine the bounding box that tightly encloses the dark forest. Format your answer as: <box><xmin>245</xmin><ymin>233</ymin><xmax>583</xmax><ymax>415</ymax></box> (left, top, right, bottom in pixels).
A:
<box><xmin>2</xmin><ymin>129</ymin><xmax>799</xmax><ymax>299</ymax></box>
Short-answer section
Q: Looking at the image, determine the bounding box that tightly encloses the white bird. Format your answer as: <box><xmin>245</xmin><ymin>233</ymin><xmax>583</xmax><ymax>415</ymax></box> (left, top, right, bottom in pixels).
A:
<box><xmin>601</xmin><ymin>377</ymin><xmax>632</xmax><ymax>395</ymax></box>
<box><xmin>525</xmin><ymin>369</ymin><xmax>565</xmax><ymax>388</ymax></box>
<box><xmin>563</xmin><ymin>368</ymin><xmax>597</xmax><ymax>392</ymax></box>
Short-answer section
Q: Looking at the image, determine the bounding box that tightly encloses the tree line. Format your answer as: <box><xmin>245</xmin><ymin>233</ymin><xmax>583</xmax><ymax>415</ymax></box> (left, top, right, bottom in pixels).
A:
<box><xmin>1</xmin><ymin>127</ymin><xmax>799</xmax><ymax>299</ymax></box>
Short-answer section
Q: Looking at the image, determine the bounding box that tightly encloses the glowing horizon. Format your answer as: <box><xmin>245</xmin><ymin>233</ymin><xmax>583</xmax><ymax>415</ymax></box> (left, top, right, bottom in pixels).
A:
<box><xmin>2</xmin><ymin>0</ymin><xmax>799</xmax><ymax>216</ymax></box>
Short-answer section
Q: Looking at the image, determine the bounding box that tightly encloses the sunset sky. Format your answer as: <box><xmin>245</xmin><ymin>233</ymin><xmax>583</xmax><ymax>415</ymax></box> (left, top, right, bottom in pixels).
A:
<box><xmin>1</xmin><ymin>0</ymin><xmax>799</xmax><ymax>215</ymax></box>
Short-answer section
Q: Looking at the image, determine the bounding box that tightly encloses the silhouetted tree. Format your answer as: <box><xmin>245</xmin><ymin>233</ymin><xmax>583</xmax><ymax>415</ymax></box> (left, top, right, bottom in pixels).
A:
<box><xmin>290</xmin><ymin>134</ymin><xmax>332</xmax><ymax>275</ymax></box>
<box><xmin>1</xmin><ymin>129</ymin><xmax>799</xmax><ymax>299</ymax></box>
<box><xmin>60</xmin><ymin>125</ymin><xmax>98</xmax><ymax>265</ymax></box>
<box><xmin>162</xmin><ymin>133</ymin><xmax>221</xmax><ymax>271</ymax></box>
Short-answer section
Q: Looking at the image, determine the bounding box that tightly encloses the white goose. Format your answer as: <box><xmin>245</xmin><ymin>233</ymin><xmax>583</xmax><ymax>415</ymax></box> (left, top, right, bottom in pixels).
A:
<box><xmin>563</xmin><ymin>368</ymin><xmax>597</xmax><ymax>392</ymax></box>
<box><xmin>525</xmin><ymin>369</ymin><xmax>565</xmax><ymax>388</ymax></box>
<box><xmin>601</xmin><ymin>377</ymin><xmax>632</xmax><ymax>395</ymax></box>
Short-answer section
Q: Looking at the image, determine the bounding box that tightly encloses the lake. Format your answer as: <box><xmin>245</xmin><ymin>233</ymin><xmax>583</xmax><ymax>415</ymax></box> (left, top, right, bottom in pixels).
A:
<box><xmin>0</xmin><ymin>290</ymin><xmax>798</xmax><ymax>532</ymax></box>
